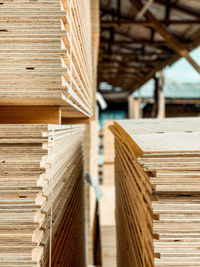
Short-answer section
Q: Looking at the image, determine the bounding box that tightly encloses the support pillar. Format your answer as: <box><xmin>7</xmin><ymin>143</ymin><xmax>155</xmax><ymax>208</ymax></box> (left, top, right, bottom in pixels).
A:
<box><xmin>128</xmin><ymin>94</ymin><xmax>141</xmax><ymax>119</ymax></box>
<box><xmin>152</xmin><ymin>70</ymin><xmax>165</xmax><ymax>118</ymax></box>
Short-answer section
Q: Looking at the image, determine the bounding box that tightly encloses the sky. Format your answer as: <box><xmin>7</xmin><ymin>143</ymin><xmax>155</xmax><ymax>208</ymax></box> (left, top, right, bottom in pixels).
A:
<box><xmin>164</xmin><ymin>46</ymin><xmax>200</xmax><ymax>83</ymax></box>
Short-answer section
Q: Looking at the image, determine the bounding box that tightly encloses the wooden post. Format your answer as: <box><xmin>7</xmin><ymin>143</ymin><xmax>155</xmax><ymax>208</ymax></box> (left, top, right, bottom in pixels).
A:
<box><xmin>151</xmin><ymin>71</ymin><xmax>165</xmax><ymax>118</ymax></box>
<box><xmin>151</xmin><ymin>76</ymin><xmax>158</xmax><ymax>118</ymax></box>
<box><xmin>157</xmin><ymin>70</ymin><xmax>165</xmax><ymax>118</ymax></box>
<box><xmin>128</xmin><ymin>95</ymin><xmax>134</xmax><ymax>119</ymax></box>
<box><xmin>128</xmin><ymin>94</ymin><xmax>141</xmax><ymax>119</ymax></box>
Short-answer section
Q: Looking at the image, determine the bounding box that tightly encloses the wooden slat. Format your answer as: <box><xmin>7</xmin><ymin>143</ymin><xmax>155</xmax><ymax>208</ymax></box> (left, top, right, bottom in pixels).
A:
<box><xmin>0</xmin><ymin>106</ymin><xmax>61</xmax><ymax>124</ymax></box>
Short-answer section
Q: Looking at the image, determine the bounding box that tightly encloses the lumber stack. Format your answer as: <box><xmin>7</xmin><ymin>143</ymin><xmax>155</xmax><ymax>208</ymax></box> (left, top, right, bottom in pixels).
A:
<box><xmin>100</xmin><ymin>121</ymin><xmax>116</xmax><ymax>267</ymax></box>
<box><xmin>0</xmin><ymin>124</ymin><xmax>86</xmax><ymax>266</ymax></box>
<box><xmin>111</xmin><ymin>117</ymin><xmax>200</xmax><ymax>267</ymax></box>
<box><xmin>0</xmin><ymin>0</ymin><xmax>93</xmax><ymax>118</ymax></box>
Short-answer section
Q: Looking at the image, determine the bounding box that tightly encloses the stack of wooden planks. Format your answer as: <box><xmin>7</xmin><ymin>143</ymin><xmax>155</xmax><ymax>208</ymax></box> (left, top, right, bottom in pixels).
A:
<box><xmin>0</xmin><ymin>0</ymin><xmax>93</xmax><ymax>118</ymax></box>
<box><xmin>100</xmin><ymin>121</ymin><xmax>117</xmax><ymax>267</ymax></box>
<box><xmin>110</xmin><ymin>117</ymin><xmax>200</xmax><ymax>267</ymax></box>
<box><xmin>0</xmin><ymin>124</ymin><xmax>86</xmax><ymax>266</ymax></box>
<box><xmin>0</xmin><ymin>0</ymin><xmax>100</xmax><ymax>265</ymax></box>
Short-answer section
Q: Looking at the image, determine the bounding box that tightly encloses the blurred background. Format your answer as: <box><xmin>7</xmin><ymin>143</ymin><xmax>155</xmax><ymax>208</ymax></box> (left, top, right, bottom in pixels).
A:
<box><xmin>97</xmin><ymin>0</ymin><xmax>200</xmax><ymax>128</ymax></box>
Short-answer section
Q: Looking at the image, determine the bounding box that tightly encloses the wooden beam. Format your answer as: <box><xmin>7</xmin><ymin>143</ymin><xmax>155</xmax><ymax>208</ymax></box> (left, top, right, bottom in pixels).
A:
<box><xmin>102</xmin><ymin>21</ymin><xmax>153</xmax><ymax>27</ymax></box>
<box><xmin>99</xmin><ymin>56</ymin><xmax>168</xmax><ymax>63</ymax></box>
<box><xmin>101</xmin><ymin>39</ymin><xmax>167</xmax><ymax>45</ymax></box>
<box><xmin>165</xmin><ymin>0</ymin><xmax>171</xmax><ymax>25</ymax></box>
<box><xmin>131</xmin><ymin>33</ymin><xmax>200</xmax><ymax>90</ymax></box>
<box><xmin>102</xmin><ymin>26</ymin><xmax>188</xmax><ymax>45</ymax></box>
<box><xmin>136</xmin><ymin>0</ymin><xmax>154</xmax><ymax>20</ymax></box>
<box><xmin>99</xmin><ymin>72</ymin><xmax>141</xmax><ymax>79</ymax></box>
<box><xmin>166</xmin><ymin>99</ymin><xmax>200</xmax><ymax>104</ymax></box>
<box><xmin>101</xmin><ymin>7</ymin><xmax>134</xmax><ymax>20</ymax></box>
<box><xmin>0</xmin><ymin>106</ymin><xmax>61</xmax><ymax>124</ymax></box>
<box><xmin>154</xmin><ymin>0</ymin><xmax>200</xmax><ymax>19</ymax></box>
<box><xmin>117</xmin><ymin>0</ymin><xmax>121</xmax><ymax>24</ymax></box>
<box><xmin>130</xmin><ymin>0</ymin><xmax>200</xmax><ymax>74</ymax></box>
<box><xmin>101</xmin><ymin>20</ymin><xmax>200</xmax><ymax>27</ymax></box>
<box><xmin>99</xmin><ymin>51</ymin><xmax>169</xmax><ymax>57</ymax></box>
<box><xmin>131</xmin><ymin>98</ymin><xmax>200</xmax><ymax>105</ymax></box>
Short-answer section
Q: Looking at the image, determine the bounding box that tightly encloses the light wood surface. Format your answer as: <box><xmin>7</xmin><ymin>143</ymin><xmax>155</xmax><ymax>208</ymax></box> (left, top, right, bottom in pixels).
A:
<box><xmin>103</xmin><ymin>121</ymin><xmax>115</xmax><ymax>164</ymax></box>
<box><xmin>0</xmin><ymin>106</ymin><xmax>61</xmax><ymax>124</ymax></box>
<box><xmin>100</xmin><ymin>121</ymin><xmax>116</xmax><ymax>267</ymax></box>
<box><xmin>100</xmin><ymin>186</ymin><xmax>117</xmax><ymax>267</ymax></box>
<box><xmin>111</xmin><ymin>117</ymin><xmax>200</xmax><ymax>266</ymax></box>
<box><xmin>0</xmin><ymin>0</ymin><xmax>95</xmax><ymax>118</ymax></box>
<box><xmin>0</xmin><ymin>124</ymin><xmax>86</xmax><ymax>266</ymax></box>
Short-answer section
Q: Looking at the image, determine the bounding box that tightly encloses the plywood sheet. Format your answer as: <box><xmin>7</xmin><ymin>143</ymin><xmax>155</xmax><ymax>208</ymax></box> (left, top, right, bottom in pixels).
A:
<box><xmin>111</xmin><ymin>117</ymin><xmax>200</xmax><ymax>267</ymax></box>
<box><xmin>0</xmin><ymin>124</ymin><xmax>86</xmax><ymax>266</ymax></box>
<box><xmin>0</xmin><ymin>0</ymin><xmax>95</xmax><ymax>118</ymax></box>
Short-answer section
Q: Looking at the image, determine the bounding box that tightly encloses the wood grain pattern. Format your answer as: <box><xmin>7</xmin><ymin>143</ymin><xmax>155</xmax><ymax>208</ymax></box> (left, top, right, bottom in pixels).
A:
<box><xmin>0</xmin><ymin>124</ymin><xmax>86</xmax><ymax>266</ymax></box>
<box><xmin>0</xmin><ymin>106</ymin><xmax>61</xmax><ymax>124</ymax></box>
<box><xmin>111</xmin><ymin>117</ymin><xmax>200</xmax><ymax>266</ymax></box>
<box><xmin>0</xmin><ymin>0</ymin><xmax>95</xmax><ymax>118</ymax></box>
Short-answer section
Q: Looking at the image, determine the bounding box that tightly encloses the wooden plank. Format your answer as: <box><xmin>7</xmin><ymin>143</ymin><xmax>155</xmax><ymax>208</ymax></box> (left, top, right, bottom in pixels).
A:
<box><xmin>0</xmin><ymin>105</ymin><xmax>61</xmax><ymax>124</ymax></box>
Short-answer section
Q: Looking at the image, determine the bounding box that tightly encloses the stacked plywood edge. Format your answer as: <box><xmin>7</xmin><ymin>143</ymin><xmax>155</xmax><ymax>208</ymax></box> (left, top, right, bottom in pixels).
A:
<box><xmin>100</xmin><ymin>121</ymin><xmax>116</xmax><ymax>267</ymax></box>
<box><xmin>91</xmin><ymin>0</ymin><xmax>100</xmax><ymax>68</ymax></box>
<box><xmin>0</xmin><ymin>124</ymin><xmax>86</xmax><ymax>266</ymax></box>
<box><xmin>90</xmin><ymin>0</ymin><xmax>100</xmax><ymax>112</ymax></box>
<box><xmin>0</xmin><ymin>0</ymin><xmax>93</xmax><ymax>118</ymax></box>
<box><xmin>110</xmin><ymin>117</ymin><xmax>200</xmax><ymax>267</ymax></box>
<box><xmin>0</xmin><ymin>0</ymin><xmax>99</xmax><ymax>265</ymax></box>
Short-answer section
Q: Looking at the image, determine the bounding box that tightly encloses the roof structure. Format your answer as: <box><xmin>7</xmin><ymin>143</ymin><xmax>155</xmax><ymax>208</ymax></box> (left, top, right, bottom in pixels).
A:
<box><xmin>98</xmin><ymin>0</ymin><xmax>200</xmax><ymax>93</ymax></box>
<box><xmin>133</xmin><ymin>78</ymin><xmax>200</xmax><ymax>99</ymax></box>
